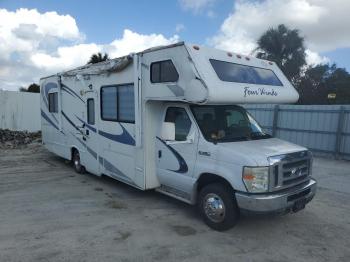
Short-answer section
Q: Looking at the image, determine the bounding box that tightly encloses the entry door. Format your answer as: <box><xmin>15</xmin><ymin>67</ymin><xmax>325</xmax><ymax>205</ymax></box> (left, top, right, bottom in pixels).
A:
<box><xmin>156</xmin><ymin>106</ymin><xmax>198</xmax><ymax>199</ymax></box>
<box><xmin>80</xmin><ymin>91</ymin><xmax>99</xmax><ymax>175</ymax></box>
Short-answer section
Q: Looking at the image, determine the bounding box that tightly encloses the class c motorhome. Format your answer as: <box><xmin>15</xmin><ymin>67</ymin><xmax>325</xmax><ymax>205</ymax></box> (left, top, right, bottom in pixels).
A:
<box><xmin>40</xmin><ymin>42</ymin><xmax>316</xmax><ymax>231</ymax></box>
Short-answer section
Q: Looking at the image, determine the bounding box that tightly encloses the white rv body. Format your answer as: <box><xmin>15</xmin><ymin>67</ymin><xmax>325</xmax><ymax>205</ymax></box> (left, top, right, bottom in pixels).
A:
<box><xmin>40</xmin><ymin>42</ymin><xmax>316</xmax><ymax>230</ymax></box>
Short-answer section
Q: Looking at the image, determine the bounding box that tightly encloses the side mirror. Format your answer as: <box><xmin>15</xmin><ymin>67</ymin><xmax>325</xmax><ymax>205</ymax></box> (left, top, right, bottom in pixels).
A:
<box><xmin>161</xmin><ymin>122</ymin><xmax>175</xmax><ymax>141</ymax></box>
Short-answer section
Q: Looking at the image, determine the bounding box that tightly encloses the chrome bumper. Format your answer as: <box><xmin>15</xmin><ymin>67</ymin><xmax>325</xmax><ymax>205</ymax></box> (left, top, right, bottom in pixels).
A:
<box><xmin>235</xmin><ymin>179</ymin><xmax>317</xmax><ymax>214</ymax></box>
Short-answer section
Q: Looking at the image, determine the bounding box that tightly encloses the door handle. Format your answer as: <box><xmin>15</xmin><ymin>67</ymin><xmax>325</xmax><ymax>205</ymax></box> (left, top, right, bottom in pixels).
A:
<box><xmin>158</xmin><ymin>150</ymin><xmax>162</xmax><ymax>158</ymax></box>
<box><xmin>85</xmin><ymin>129</ymin><xmax>89</xmax><ymax>136</ymax></box>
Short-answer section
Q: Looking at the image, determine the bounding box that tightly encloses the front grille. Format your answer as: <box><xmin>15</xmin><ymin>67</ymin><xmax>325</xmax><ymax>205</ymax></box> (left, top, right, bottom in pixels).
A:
<box><xmin>287</xmin><ymin>188</ymin><xmax>311</xmax><ymax>202</ymax></box>
<box><xmin>283</xmin><ymin>159</ymin><xmax>308</xmax><ymax>170</ymax></box>
<box><xmin>283</xmin><ymin>174</ymin><xmax>308</xmax><ymax>186</ymax></box>
<box><xmin>269</xmin><ymin>151</ymin><xmax>311</xmax><ymax>192</ymax></box>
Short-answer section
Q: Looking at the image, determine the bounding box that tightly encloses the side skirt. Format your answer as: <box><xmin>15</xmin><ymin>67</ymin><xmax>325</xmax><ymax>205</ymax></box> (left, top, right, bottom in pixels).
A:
<box><xmin>156</xmin><ymin>185</ymin><xmax>194</xmax><ymax>205</ymax></box>
<box><xmin>103</xmin><ymin>172</ymin><xmax>144</xmax><ymax>191</ymax></box>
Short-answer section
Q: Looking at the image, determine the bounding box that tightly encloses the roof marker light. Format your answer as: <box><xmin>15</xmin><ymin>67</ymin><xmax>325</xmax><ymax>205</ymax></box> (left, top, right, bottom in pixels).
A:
<box><xmin>245</xmin><ymin>57</ymin><xmax>250</xmax><ymax>61</ymax></box>
<box><xmin>193</xmin><ymin>45</ymin><xmax>200</xmax><ymax>50</ymax></box>
<box><xmin>227</xmin><ymin>52</ymin><xmax>233</xmax><ymax>57</ymax></box>
<box><xmin>237</xmin><ymin>55</ymin><xmax>242</xmax><ymax>59</ymax></box>
<box><xmin>269</xmin><ymin>61</ymin><xmax>273</xmax><ymax>65</ymax></box>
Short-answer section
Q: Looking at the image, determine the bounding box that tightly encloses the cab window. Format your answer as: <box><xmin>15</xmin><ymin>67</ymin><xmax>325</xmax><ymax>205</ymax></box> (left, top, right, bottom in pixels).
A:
<box><xmin>165</xmin><ymin>107</ymin><xmax>191</xmax><ymax>141</ymax></box>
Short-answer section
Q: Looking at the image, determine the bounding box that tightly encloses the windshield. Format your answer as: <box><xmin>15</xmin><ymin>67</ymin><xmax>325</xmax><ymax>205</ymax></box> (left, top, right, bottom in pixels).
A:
<box><xmin>191</xmin><ymin>105</ymin><xmax>271</xmax><ymax>142</ymax></box>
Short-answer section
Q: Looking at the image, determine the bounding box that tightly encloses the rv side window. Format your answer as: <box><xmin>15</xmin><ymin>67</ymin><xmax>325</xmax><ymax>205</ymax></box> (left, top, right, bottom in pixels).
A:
<box><xmin>165</xmin><ymin>107</ymin><xmax>191</xmax><ymax>141</ymax></box>
<box><xmin>101</xmin><ymin>86</ymin><xmax>118</xmax><ymax>121</ymax></box>
<box><xmin>151</xmin><ymin>60</ymin><xmax>179</xmax><ymax>83</ymax></box>
<box><xmin>48</xmin><ymin>92</ymin><xmax>58</xmax><ymax>113</ymax></box>
<box><xmin>118</xmin><ymin>85</ymin><xmax>135</xmax><ymax>123</ymax></box>
<box><xmin>101</xmin><ymin>84</ymin><xmax>135</xmax><ymax>123</ymax></box>
<box><xmin>87</xmin><ymin>99</ymin><xmax>95</xmax><ymax>125</ymax></box>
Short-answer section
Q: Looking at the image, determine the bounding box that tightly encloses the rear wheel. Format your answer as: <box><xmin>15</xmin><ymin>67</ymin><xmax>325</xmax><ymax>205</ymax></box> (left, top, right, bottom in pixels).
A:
<box><xmin>72</xmin><ymin>149</ymin><xmax>85</xmax><ymax>174</ymax></box>
<box><xmin>198</xmin><ymin>183</ymin><xmax>239</xmax><ymax>231</ymax></box>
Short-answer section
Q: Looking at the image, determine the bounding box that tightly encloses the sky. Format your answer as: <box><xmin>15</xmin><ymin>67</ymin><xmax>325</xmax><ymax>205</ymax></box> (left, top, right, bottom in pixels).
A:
<box><xmin>1</xmin><ymin>0</ymin><xmax>350</xmax><ymax>91</ymax></box>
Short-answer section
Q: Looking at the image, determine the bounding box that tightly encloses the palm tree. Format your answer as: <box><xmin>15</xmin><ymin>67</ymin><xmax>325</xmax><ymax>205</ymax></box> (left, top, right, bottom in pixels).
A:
<box><xmin>87</xmin><ymin>52</ymin><xmax>109</xmax><ymax>64</ymax></box>
<box><xmin>255</xmin><ymin>24</ymin><xmax>306</xmax><ymax>83</ymax></box>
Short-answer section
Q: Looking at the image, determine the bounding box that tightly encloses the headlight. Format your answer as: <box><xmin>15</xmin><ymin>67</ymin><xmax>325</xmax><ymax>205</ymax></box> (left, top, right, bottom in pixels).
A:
<box><xmin>242</xmin><ymin>167</ymin><xmax>269</xmax><ymax>193</ymax></box>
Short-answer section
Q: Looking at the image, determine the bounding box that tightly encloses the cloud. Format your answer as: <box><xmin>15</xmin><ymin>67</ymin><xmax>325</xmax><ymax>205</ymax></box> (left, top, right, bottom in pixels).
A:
<box><xmin>108</xmin><ymin>30</ymin><xmax>179</xmax><ymax>58</ymax></box>
<box><xmin>210</xmin><ymin>0</ymin><xmax>350</xmax><ymax>65</ymax></box>
<box><xmin>30</xmin><ymin>29</ymin><xmax>179</xmax><ymax>71</ymax></box>
<box><xmin>31</xmin><ymin>43</ymin><xmax>102</xmax><ymax>71</ymax></box>
<box><xmin>175</xmin><ymin>23</ymin><xmax>185</xmax><ymax>33</ymax></box>
<box><xmin>0</xmin><ymin>8</ymin><xmax>179</xmax><ymax>91</ymax></box>
<box><xmin>207</xmin><ymin>10</ymin><xmax>216</xmax><ymax>18</ymax></box>
<box><xmin>179</xmin><ymin>0</ymin><xmax>217</xmax><ymax>13</ymax></box>
<box><xmin>0</xmin><ymin>8</ymin><xmax>81</xmax><ymax>60</ymax></box>
<box><xmin>305</xmin><ymin>49</ymin><xmax>329</xmax><ymax>66</ymax></box>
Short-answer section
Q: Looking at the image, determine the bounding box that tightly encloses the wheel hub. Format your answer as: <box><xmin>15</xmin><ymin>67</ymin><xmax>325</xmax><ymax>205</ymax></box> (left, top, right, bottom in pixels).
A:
<box><xmin>203</xmin><ymin>193</ymin><xmax>226</xmax><ymax>223</ymax></box>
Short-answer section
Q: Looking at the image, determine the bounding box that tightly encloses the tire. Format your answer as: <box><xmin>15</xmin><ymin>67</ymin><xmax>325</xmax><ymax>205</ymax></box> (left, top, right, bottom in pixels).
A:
<box><xmin>198</xmin><ymin>183</ymin><xmax>239</xmax><ymax>231</ymax></box>
<box><xmin>72</xmin><ymin>149</ymin><xmax>85</xmax><ymax>174</ymax></box>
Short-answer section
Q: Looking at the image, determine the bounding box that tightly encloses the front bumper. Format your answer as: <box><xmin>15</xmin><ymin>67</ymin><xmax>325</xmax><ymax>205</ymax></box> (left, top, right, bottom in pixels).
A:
<box><xmin>235</xmin><ymin>179</ymin><xmax>317</xmax><ymax>214</ymax></box>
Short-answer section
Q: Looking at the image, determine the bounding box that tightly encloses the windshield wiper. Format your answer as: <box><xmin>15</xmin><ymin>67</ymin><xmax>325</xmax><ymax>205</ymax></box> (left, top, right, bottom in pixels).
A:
<box><xmin>250</xmin><ymin>132</ymin><xmax>272</xmax><ymax>139</ymax></box>
<box><xmin>215</xmin><ymin>136</ymin><xmax>250</xmax><ymax>143</ymax></box>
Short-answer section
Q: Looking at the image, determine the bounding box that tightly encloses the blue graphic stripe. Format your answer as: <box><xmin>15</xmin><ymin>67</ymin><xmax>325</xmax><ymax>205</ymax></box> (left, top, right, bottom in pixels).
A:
<box><xmin>75</xmin><ymin>115</ymin><xmax>97</xmax><ymax>133</ymax></box>
<box><xmin>103</xmin><ymin>157</ymin><xmax>136</xmax><ymax>186</ymax></box>
<box><xmin>62</xmin><ymin>111</ymin><xmax>79</xmax><ymax>130</ymax></box>
<box><xmin>61</xmin><ymin>85</ymin><xmax>77</xmax><ymax>99</ymax></box>
<box><xmin>74</xmin><ymin>136</ymin><xmax>85</xmax><ymax>147</ymax></box>
<box><xmin>87</xmin><ymin>147</ymin><xmax>97</xmax><ymax>160</ymax></box>
<box><xmin>98</xmin><ymin>124</ymin><xmax>135</xmax><ymax>146</ymax></box>
<box><xmin>61</xmin><ymin>83</ymin><xmax>85</xmax><ymax>103</ymax></box>
<box><xmin>51</xmin><ymin>113</ymin><xmax>59</xmax><ymax>124</ymax></box>
<box><xmin>70</xmin><ymin>132</ymin><xmax>97</xmax><ymax>160</ymax></box>
<box><xmin>156</xmin><ymin>137</ymin><xmax>188</xmax><ymax>174</ymax></box>
<box><xmin>41</xmin><ymin>110</ymin><xmax>59</xmax><ymax>131</ymax></box>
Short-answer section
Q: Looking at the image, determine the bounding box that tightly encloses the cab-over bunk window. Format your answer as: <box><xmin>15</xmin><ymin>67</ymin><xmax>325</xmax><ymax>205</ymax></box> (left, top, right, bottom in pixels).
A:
<box><xmin>151</xmin><ymin>60</ymin><xmax>179</xmax><ymax>83</ymax></box>
<box><xmin>210</xmin><ymin>59</ymin><xmax>283</xmax><ymax>86</ymax></box>
<box><xmin>100</xmin><ymin>84</ymin><xmax>135</xmax><ymax>123</ymax></box>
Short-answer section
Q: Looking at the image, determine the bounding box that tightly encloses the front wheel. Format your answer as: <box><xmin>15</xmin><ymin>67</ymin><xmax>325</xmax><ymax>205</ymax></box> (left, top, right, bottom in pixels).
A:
<box><xmin>198</xmin><ymin>183</ymin><xmax>239</xmax><ymax>231</ymax></box>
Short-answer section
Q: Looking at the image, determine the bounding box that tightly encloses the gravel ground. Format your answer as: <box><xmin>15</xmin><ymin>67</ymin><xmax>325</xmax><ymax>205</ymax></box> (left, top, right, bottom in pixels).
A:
<box><xmin>0</xmin><ymin>144</ymin><xmax>349</xmax><ymax>262</ymax></box>
<box><xmin>0</xmin><ymin>129</ymin><xmax>41</xmax><ymax>149</ymax></box>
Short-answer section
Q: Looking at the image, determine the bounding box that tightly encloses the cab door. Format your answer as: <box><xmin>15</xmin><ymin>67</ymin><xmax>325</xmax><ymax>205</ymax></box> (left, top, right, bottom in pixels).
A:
<box><xmin>156</xmin><ymin>106</ymin><xmax>199</xmax><ymax>200</ymax></box>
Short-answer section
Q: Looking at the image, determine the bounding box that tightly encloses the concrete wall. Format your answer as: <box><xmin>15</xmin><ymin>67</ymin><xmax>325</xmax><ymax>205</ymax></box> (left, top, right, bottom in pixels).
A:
<box><xmin>0</xmin><ymin>91</ymin><xmax>40</xmax><ymax>132</ymax></box>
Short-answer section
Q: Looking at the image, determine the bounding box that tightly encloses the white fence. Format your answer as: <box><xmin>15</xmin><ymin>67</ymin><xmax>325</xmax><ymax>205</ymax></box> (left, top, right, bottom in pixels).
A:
<box><xmin>1</xmin><ymin>90</ymin><xmax>349</xmax><ymax>159</ymax></box>
<box><xmin>244</xmin><ymin>104</ymin><xmax>350</xmax><ymax>160</ymax></box>
<box><xmin>0</xmin><ymin>91</ymin><xmax>41</xmax><ymax>132</ymax></box>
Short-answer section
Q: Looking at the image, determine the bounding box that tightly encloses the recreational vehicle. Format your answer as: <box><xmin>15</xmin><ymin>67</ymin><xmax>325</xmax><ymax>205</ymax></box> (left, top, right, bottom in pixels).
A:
<box><xmin>40</xmin><ymin>42</ymin><xmax>316</xmax><ymax>231</ymax></box>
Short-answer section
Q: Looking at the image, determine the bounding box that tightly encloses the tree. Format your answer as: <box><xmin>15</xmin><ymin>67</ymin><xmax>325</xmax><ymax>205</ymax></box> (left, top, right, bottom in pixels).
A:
<box><xmin>255</xmin><ymin>24</ymin><xmax>306</xmax><ymax>84</ymax></box>
<box><xmin>297</xmin><ymin>65</ymin><xmax>330</xmax><ymax>104</ymax></box>
<box><xmin>298</xmin><ymin>64</ymin><xmax>350</xmax><ymax>104</ymax></box>
<box><xmin>325</xmin><ymin>67</ymin><xmax>350</xmax><ymax>104</ymax></box>
<box><xmin>19</xmin><ymin>83</ymin><xmax>40</xmax><ymax>93</ymax></box>
<box><xmin>87</xmin><ymin>52</ymin><xmax>109</xmax><ymax>64</ymax></box>
<box><xmin>27</xmin><ymin>83</ymin><xmax>40</xmax><ymax>93</ymax></box>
